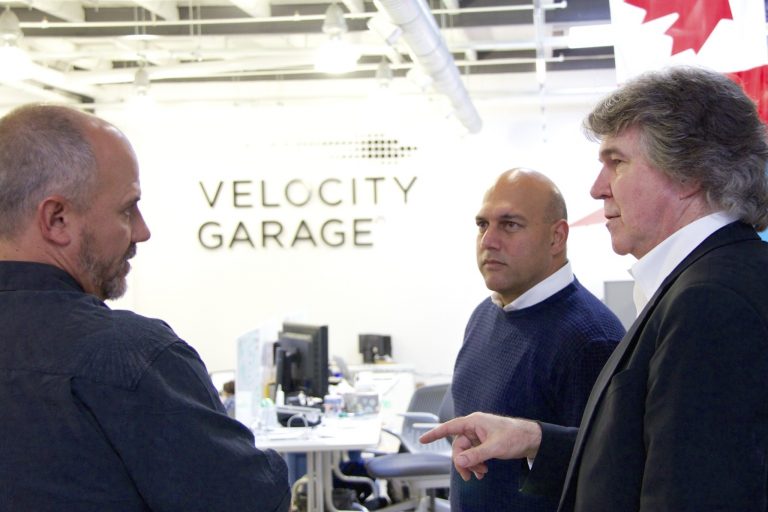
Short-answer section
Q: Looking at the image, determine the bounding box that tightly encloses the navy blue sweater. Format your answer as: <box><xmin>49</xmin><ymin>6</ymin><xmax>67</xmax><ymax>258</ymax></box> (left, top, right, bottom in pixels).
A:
<box><xmin>451</xmin><ymin>278</ymin><xmax>625</xmax><ymax>511</ymax></box>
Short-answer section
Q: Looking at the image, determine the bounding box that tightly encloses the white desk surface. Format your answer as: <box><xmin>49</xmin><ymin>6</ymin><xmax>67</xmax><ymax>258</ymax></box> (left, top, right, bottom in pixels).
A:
<box><xmin>347</xmin><ymin>363</ymin><xmax>415</xmax><ymax>373</ymax></box>
<box><xmin>254</xmin><ymin>415</ymin><xmax>382</xmax><ymax>453</ymax></box>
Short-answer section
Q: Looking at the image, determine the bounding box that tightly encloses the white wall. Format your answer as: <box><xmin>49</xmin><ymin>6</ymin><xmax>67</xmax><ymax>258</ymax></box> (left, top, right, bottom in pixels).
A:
<box><xmin>98</xmin><ymin>69</ymin><xmax>634</xmax><ymax>381</ymax></box>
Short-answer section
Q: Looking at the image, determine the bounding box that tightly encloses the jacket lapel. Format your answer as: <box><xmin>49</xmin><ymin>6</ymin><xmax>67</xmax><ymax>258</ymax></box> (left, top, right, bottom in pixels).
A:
<box><xmin>557</xmin><ymin>221</ymin><xmax>758</xmax><ymax>511</ymax></box>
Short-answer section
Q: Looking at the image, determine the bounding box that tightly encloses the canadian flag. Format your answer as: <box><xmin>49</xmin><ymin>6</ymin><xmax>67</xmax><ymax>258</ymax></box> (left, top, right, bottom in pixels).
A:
<box><xmin>609</xmin><ymin>0</ymin><xmax>768</xmax><ymax>122</ymax></box>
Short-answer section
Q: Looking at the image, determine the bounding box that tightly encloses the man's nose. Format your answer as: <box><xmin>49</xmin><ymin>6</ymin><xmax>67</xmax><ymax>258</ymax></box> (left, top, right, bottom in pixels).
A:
<box><xmin>590</xmin><ymin>167</ymin><xmax>611</xmax><ymax>200</ymax></box>
<box><xmin>479</xmin><ymin>226</ymin><xmax>499</xmax><ymax>249</ymax></box>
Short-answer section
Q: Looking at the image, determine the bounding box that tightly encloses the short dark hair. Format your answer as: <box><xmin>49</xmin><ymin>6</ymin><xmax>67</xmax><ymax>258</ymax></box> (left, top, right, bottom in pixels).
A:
<box><xmin>0</xmin><ymin>104</ymin><xmax>97</xmax><ymax>237</ymax></box>
<box><xmin>584</xmin><ymin>66</ymin><xmax>768</xmax><ymax>230</ymax></box>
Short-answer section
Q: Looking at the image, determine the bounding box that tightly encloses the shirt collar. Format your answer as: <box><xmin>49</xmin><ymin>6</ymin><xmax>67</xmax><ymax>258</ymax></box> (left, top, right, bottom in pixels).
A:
<box><xmin>628</xmin><ymin>212</ymin><xmax>737</xmax><ymax>315</ymax></box>
<box><xmin>491</xmin><ymin>261</ymin><xmax>574</xmax><ymax>311</ymax></box>
<box><xmin>0</xmin><ymin>261</ymin><xmax>84</xmax><ymax>293</ymax></box>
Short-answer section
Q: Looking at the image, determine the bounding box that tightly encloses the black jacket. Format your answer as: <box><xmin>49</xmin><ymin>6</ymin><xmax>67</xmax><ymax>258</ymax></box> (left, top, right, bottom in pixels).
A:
<box><xmin>525</xmin><ymin>222</ymin><xmax>768</xmax><ymax>512</ymax></box>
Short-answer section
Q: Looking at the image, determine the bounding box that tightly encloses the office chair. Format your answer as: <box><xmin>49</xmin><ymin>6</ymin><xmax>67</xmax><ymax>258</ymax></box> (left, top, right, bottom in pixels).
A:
<box><xmin>364</xmin><ymin>383</ymin><xmax>453</xmax><ymax>512</ymax></box>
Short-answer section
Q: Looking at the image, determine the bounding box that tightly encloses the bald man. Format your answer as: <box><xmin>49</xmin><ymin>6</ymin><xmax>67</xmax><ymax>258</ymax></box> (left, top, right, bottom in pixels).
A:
<box><xmin>449</xmin><ymin>169</ymin><xmax>624</xmax><ymax>512</ymax></box>
<box><xmin>0</xmin><ymin>104</ymin><xmax>289</xmax><ymax>511</ymax></box>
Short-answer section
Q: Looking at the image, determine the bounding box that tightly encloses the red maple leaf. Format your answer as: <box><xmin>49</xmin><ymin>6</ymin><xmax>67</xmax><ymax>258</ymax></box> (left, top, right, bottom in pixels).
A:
<box><xmin>624</xmin><ymin>0</ymin><xmax>733</xmax><ymax>55</ymax></box>
<box><xmin>728</xmin><ymin>64</ymin><xmax>768</xmax><ymax>125</ymax></box>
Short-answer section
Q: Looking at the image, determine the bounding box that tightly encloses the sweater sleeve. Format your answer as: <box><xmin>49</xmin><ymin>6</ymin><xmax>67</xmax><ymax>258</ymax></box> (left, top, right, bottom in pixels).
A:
<box><xmin>552</xmin><ymin>335</ymin><xmax>619</xmax><ymax>426</ymax></box>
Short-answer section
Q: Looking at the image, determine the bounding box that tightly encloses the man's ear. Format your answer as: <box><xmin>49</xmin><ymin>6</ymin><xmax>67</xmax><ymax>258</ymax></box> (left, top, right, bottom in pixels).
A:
<box><xmin>37</xmin><ymin>196</ymin><xmax>75</xmax><ymax>246</ymax></box>
<box><xmin>678</xmin><ymin>178</ymin><xmax>702</xmax><ymax>199</ymax></box>
<box><xmin>551</xmin><ymin>218</ymin><xmax>569</xmax><ymax>254</ymax></box>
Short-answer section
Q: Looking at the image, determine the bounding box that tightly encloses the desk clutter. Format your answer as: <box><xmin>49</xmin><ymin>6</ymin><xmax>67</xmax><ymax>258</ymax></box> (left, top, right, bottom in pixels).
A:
<box><xmin>253</xmin><ymin>384</ymin><xmax>453</xmax><ymax>512</ymax></box>
<box><xmin>259</xmin><ymin>392</ymin><xmax>380</xmax><ymax>431</ymax></box>
<box><xmin>277</xmin><ymin>405</ymin><xmax>323</xmax><ymax>428</ymax></box>
<box><xmin>215</xmin><ymin>376</ymin><xmax>449</xmax><ymax>512</ymax></box>
<box><xmin>341</xmin><ymin>391</ymin><xmax>380</xmax><ymax>416</ymax></box>
<box><xmin>221</xmin><ymin>323</ymin><xmax>447</xmax><ymax>510</ymax></box>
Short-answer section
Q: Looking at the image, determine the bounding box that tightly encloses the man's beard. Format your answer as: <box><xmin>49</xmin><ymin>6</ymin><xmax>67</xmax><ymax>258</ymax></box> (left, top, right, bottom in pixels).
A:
<box><xmin>78</xmin><ymin>230</ymin><xmax>136</xmax><ymax>300</ymax></box>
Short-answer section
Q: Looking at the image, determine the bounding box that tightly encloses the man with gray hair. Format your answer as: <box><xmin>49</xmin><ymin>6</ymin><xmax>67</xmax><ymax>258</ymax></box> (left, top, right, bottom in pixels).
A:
<box><xmin>0</xmin><ymin>104</ymin><xmax>290</xmax><ymax>511</ymax></box>
<box><xmin>422</xmin><ymin>66</ymin><xmax>768</xmax><ymax>512</ymax></box>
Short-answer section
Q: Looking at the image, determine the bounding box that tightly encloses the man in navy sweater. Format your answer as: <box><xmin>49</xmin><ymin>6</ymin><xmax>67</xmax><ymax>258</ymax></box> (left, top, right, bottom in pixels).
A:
<box><xmin>450</xmin><ymin>169</ymin><xmax>625</xmax><ymax>511</ymax></box>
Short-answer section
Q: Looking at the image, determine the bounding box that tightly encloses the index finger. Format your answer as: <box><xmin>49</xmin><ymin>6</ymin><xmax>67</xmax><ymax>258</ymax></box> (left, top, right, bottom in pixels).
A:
<box><xmin>419</xmin><ymin>416</ymin><xmax>469</xmax><ymax>444</ymax></box>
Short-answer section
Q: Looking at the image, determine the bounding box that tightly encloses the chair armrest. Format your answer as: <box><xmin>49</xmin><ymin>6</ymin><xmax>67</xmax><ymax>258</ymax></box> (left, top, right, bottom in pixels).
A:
<box><xmin>400</xmin><ymin>412</ymin><xmax>440</xmax><ymax>422</ymax></box>
<box><xmin>381</xmin><ymin>427</ymin><xmax>401</xmax><ymax>438</ymax></box>
<box><xmin>379</xmin><ymin>427</ymin><xmax>405</xmax><ymax>444</ymax></box>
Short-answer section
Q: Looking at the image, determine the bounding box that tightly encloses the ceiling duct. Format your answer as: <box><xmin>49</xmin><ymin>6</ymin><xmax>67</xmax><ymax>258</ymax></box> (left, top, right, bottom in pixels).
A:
<box><xmin>374</xmin><ymin>0</ymin><xmax>482</xmax><ymax>133</ymax></box>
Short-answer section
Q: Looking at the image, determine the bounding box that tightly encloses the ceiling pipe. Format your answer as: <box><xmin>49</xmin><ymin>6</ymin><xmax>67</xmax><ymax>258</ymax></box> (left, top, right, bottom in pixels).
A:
<box><xmin>374</xmin><ymin>0</ymin><xmax>482</xmax><ymax>133</ymax></box>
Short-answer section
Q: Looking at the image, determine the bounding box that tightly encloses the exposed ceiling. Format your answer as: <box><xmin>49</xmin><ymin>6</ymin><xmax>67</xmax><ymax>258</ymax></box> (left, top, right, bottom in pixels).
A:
<box><xmin>0</xmin><ymin>0</ymin><xmax>617</xmax><ymax>108</ymax></box>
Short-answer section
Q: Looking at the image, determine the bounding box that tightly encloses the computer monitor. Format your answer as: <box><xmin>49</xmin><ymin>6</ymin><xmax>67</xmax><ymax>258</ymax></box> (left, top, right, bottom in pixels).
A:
<box><xmin>273</xmin><ymin>322</ymin><xmax>329</xmax><ymax>399</ymax></box>
<box><xmin>358</xmin><ymin>334</ymin><xmax>392</xmax><ymax>364</ymax></box>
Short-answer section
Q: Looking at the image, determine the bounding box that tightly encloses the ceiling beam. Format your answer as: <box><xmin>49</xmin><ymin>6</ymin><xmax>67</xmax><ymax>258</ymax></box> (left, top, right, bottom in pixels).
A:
<box><xmin>441</xmin><ymin>0</ymin><xmax>459</xmax><ymax>11</ymax></box>
<box><xmin>25</xmin><ymin>61</ymin><xmax>117</xmax><ymax>102</ymax></box>
<box><xmin>341</xmin><ymin>0</ymin><xmax>364</xmax><ymax>14</ymax></box>
<box><xmin>19</xmin><ymin>0</ymin><xmax>84</xmax><ymax>22</ymax></box>
<box><xmin>132</xmin><ymin>1</ymin><xmax>180</xmax><ymax>22</ymax></box>
<box><xmin>0</xmin><ymin>79</ymin><xmax>79</xmax><ymax>103</ymax></box>
<box><xmin>18</xmin><ymin>3</ymin><xmax>564</xmax><ymax>31</ymax></box>
<box><xmin>228</xmin><ymin>0</ymin><xmax>271</xmax><ymax>18</ymax></box>
<box><xmin>68</xmin><ymin>54</ymin><xmax>318</xmax><ymax>85</ymax></box>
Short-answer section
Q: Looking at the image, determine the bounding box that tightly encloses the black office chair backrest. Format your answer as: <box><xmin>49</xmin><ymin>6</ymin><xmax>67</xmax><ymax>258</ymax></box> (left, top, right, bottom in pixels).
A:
<box><xmin>407</xmin><ymin>383</ymin><xmax>450</xmax><ymax>416</ymax></box>
<box><xmin>398</xmin><ymin>383</ymin><xmax>452</xmax><ymax>455</ymax></box>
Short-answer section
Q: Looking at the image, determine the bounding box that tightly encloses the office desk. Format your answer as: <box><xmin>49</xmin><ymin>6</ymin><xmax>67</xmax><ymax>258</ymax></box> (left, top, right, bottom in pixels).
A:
<box><xmin>255</xmin><ymin>416</ymin><xmax>382</xmax><ymax>511</ymax></box>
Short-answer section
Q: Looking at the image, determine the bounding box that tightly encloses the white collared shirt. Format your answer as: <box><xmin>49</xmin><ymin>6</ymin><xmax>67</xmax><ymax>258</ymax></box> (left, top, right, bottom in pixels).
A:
<box><xmin>490</xmin><ymin>261</ymin><xmax>575</xmax><ymax>311</ymax></box>
<box><xmin>628</xmin><ymin>212</ymin><xmax>738</xmax><ymax>315</ymax></box>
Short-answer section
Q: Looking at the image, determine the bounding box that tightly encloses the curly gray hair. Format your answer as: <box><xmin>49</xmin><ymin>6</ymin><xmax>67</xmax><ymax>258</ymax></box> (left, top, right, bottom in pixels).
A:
<box><xmin>584</xmin><ymin>66</ymin><xmax>768</xmax><ymax>230</ymax></box>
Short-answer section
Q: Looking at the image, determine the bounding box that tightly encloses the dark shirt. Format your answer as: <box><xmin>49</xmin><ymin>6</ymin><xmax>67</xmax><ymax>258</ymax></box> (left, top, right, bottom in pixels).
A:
<box><xmin>0</xmin><ymin>261</ymin><xmax>290</xmax><ymax>512</ymax></box>
<box><xmin>452</xmin><ymin>279</ymin><xmax>624</xmax><ymax>511</ymax></box>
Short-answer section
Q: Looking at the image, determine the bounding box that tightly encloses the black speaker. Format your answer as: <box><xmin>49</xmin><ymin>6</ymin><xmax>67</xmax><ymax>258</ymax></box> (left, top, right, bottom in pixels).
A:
<box><xmin>358</xmin><ymin>334</ymin><xmax>392</xmax><ymax>364</ymax></box>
